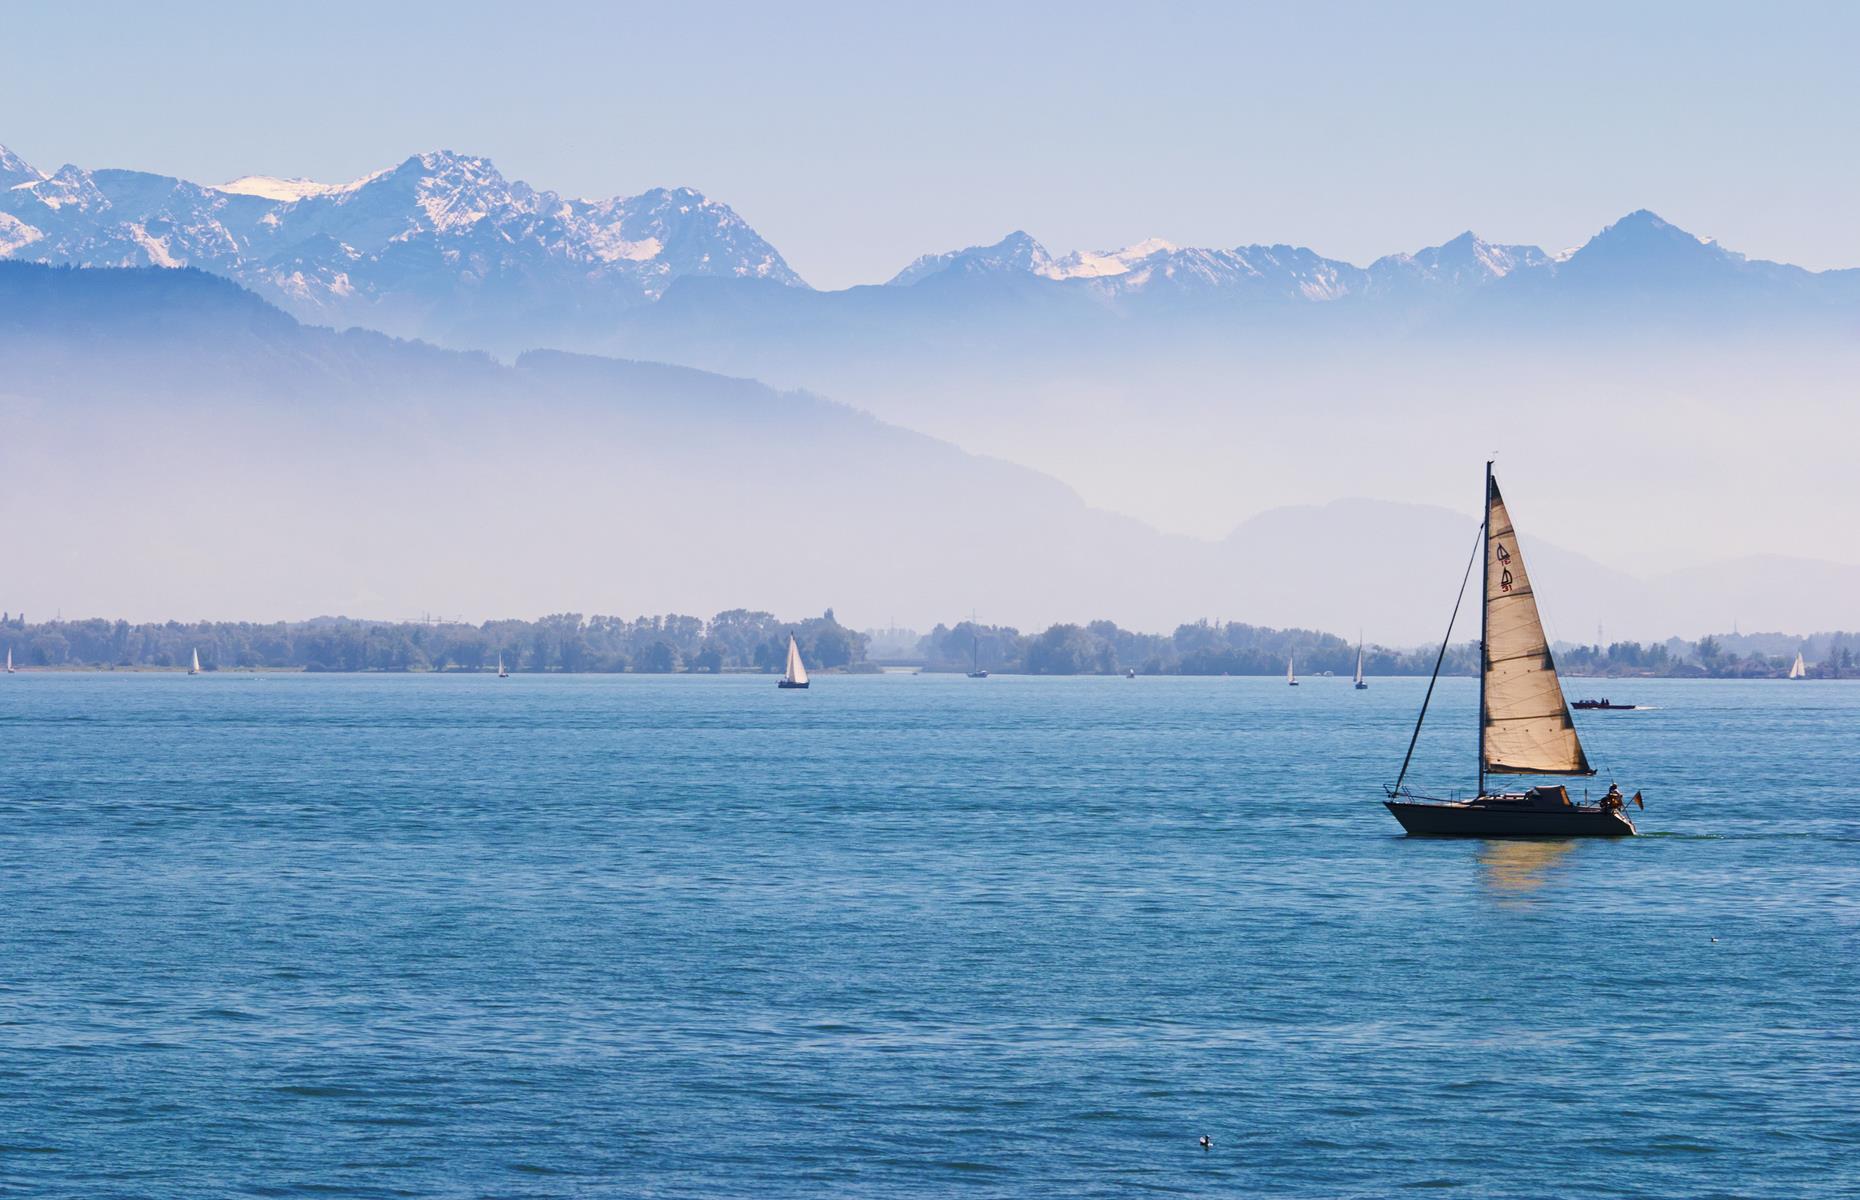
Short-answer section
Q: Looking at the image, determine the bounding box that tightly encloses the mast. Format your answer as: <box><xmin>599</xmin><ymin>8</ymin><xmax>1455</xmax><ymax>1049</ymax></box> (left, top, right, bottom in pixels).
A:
<box><xmin>1478</xmin><ymin>460</ymin><xmax>1491</xmax><ymax>800</ymax></box>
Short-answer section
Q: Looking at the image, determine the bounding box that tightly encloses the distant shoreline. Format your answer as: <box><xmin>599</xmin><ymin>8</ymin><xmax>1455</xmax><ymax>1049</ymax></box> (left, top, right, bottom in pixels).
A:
<box><xmin>2</xmin><ymin>613</ymin><xmax>1852</xmax><ymax>682</ymax></box>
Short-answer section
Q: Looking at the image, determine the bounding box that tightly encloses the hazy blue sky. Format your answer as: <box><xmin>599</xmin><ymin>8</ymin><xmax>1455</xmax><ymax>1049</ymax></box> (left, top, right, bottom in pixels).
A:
<box><xmin>6</xmin><ymin>0</ymin><xmax>1857</xmax><ymax>288</ymax></box>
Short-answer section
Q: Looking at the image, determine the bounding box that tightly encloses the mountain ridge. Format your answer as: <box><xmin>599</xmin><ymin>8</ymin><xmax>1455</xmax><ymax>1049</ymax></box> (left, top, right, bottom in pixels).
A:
<box><xmin>0</xmin><ymin>143</ymin><xmax>802</xmax><ymax>348</ymax></box>
<box><xmin>6</xmin><ymin>141</ymin><xmax>1858</xmax><ymax>359</ymax></box>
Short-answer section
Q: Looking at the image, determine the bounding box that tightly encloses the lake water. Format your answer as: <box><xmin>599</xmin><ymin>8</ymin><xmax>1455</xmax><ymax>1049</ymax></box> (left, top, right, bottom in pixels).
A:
<box><xmin>1</xmin><ymin>673</ymin><xmax>1855</xmax><ymax>1197</ymax></box>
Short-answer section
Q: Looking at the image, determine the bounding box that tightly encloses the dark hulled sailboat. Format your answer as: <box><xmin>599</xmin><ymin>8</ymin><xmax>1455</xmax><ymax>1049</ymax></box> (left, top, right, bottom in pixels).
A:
<box><xmin>1384</xmin><ymin>464</ymin><xmax>1640</xmax><ymax>837</ymax></box>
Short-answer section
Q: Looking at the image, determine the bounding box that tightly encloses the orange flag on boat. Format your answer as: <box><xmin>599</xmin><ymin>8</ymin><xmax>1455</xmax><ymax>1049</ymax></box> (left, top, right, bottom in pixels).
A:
<box><xmin>1632</xmin><ymin>791</ymin><xmax>1644</xmax><ymax>810</ymax></box>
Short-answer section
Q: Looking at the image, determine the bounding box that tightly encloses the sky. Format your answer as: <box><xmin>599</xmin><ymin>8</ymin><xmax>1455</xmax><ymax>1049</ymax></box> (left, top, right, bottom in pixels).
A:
<box><xmin>5</xmin><ymin>0</ymin><xmax>1859</xmax><ymax>289</ymax></box>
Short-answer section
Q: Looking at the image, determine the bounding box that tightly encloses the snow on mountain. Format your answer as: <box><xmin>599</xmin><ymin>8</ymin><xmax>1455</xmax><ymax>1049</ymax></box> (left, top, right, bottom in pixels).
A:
<box><xmin>211</xmin><ymin>172</ymin><xmax>384</xmax><ymax>202</ymax></box>
<box><xmin>888</xmin><ymin>230</ymin><xmax>1056</xmax><ymax>285</ymax></box>
<box><xmin>885</xmin><ymin>229</ymin><xmax>1561</xmax><ymax>303</ymax></box>
<box><xmin>1366</xmin><ymin>230</ymin><xmax>1551</xmax><ymax>292</ymax></box>
<box><xmin>8</xmin><ymin>136</ymin><xmax>1855</xmax><ymax>356</ymax></box>
<box><xmin>1044</xmin><ymin>237</ymin><xmax>1178</xmax><ymax>279</ymax></box>
<box><xmin>0</xmin><ymin>146</ymin><xmax>805</xmax><ymax>346</ymax></box>
<box><xmin>876</xmin><ymin>215</ymin><xmax>1860</xmax><ymax>318</ymax></box>
<box><xmin>0</xmin><ymin>143</ymin><xmax>43</xmax><ymax>187</ymax></box>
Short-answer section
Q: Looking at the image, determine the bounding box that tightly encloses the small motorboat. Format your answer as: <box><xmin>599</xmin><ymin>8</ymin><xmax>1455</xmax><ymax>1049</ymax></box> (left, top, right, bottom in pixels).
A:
<box><xmin>1572</xmin><ymin>699</ymin><xmax>1635</xmax><ymax>710</ymax></box>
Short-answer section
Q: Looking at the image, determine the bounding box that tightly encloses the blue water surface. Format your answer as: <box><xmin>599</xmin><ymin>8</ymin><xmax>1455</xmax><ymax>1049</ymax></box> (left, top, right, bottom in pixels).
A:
<box><xmin>0</xmin><ymin>672</ymin><xmax>1855</xmax><ymax>1198</ymax></box>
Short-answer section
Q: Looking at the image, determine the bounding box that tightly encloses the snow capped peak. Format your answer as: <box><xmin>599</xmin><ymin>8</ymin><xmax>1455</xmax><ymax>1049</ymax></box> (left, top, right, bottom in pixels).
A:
<box><xmin>0</xmin><ymin>144</ymin><xmax>44</xmax><ymax>188</ymax></box>
<box><xmin>1366</xmin><ymin>231</ymin><xmax>1552</xmax><ymax>292</ymax></box>
<box><xmin>1043</xmin><ymin>237</ymin><xmax>1178</xmax><ymax>279</ymax></box>
<box><xmin>210</xmin><ymin>172</ymin><xmax>385</xmax><ymax>202</ymax></box>
<box><xmin>888</xmin><ymin>230</ymin><xmax>1055</xmax><ymax>286</ymax></box>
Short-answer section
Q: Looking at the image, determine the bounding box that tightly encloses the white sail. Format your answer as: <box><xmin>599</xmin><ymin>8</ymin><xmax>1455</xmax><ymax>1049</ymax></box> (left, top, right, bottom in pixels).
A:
<box><xmin>497</xmin><ymin>655</ymin><xmax>507</xmax><ymax>676</ymax></box>
<box><xmin>1286</xmin><ymin>656</ymin><xmax>1295</xmax><ymax>684</ymax></box>
<box><xmin>1789</xmin><ymin>652</ymin><xmax>1806</xmax><ymax>679</ymax></box>
<box><xmin>190</xmin><ymin>648</ymin><xmax>201</xmax><ymax>675</ymax></box>
<box><xmin>1483</xmin><ymin>475</ymin><xmax>1590</xmax><ymax>776</ymax></box>
<box><xmin>1354</xmin><ymin>645</ymin><xmax>1364</xmax><ymax>685</ymax></box>
<box><xmin>4</xmin><ymin>648</ymin><xmax>10</xmax><ymax>673</ymax></box>
<box><xmin>784</xmin><ymin>635</ymin><xmax>810</xmax><ymax>685</ymax></box>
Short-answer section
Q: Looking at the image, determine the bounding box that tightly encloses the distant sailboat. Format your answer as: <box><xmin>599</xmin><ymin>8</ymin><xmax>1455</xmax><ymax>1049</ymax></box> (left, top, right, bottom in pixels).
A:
<box><xmin>1789</xmin><ymin>652</ymin><xmax>1807</xmax><ymax>680</ymax></box>
<box><xmin>189</xmin><ymin>648</ymin><xmax>201</xmax><ymax>676</ymax></box>
<box><xmin>4</xmin><ymin>648</ymin><xmax>11</xmax><ymax>674</ymax></box>
<box><xmin>497</xmin><ymin>655</ymin><xmax>508</xmax><ymax>678</ymax></box>
<box><xmin>1286</xmin><ymin>656</ymin><xmax>1298</xmax><ymax>686</ymax></box>
<box><xmin>967</xmin><ymin>634</ymin><xmax>988</xmax><ymax>679</ymax></box>
<box><xmin>1384</xmin><ymin>463</ymin><xmax>1640</xmax><ymax>837</ymax></box>
<box><xmin>1353</xmin><ymin>641</ymin><xmax>1368</xmax><ymax>690</ymax></box>
<box><xmin>779</xmin><ymin>634</ymin><xmax>810</xmax><ymax>689</ymax></box>
<box><xmin>1126</xmin><ymin>667</ymin><xmax>1137</xmax><ymax>679</ymax></box>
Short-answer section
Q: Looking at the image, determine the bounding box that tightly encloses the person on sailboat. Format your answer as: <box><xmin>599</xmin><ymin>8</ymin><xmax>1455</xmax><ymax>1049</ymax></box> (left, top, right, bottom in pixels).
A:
<box><xmin>1602</xmin><ymin>783</ymin><xmax>1624</xmax><ymax>811</ymax></box>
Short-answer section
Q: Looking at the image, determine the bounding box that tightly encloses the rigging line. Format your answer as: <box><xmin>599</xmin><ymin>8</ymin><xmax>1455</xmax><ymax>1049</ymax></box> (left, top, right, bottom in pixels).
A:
<box><xmin>1390</xmin><ymin>522</ymin><xmax>1485</xmax><ymax>797</ymax></box>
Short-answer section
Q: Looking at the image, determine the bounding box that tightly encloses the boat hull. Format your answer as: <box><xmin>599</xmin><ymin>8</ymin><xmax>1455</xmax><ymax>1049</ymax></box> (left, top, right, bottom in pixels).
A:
<box><xmin>778</xmin><ymin>680</ymin><xmax>809</xmax><ymax>689</ymax></box>
<box><xmin>1385</xmin><ymin>799</ymin><xmax>1636</xmax><ymax>837</ymax></box>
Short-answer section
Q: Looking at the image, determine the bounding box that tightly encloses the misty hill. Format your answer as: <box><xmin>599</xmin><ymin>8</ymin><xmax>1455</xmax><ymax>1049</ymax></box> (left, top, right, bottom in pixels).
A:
<box><xmin>0</xmin><ymin>261</ymin><xmax>1214</xmax><ymax>631</ymax></box>
<box><xmin>3</xmin><ymin>262</ymin><xmax>1851</xmax><ymax>642</ymax></box>
<box><xmin>1216</xmin><ymin>500</ymin><xmax>1860</xmax><ymax>649</ymax></box>
<box><xmin>598</xmin><ymin>212</ymin><xmax>1860</xmax><ymax>582</ymax></box>
<box><xmin>9</xmin><ymin>139</ymin><xmax>1856</xmax><ymax>572</ymax></box>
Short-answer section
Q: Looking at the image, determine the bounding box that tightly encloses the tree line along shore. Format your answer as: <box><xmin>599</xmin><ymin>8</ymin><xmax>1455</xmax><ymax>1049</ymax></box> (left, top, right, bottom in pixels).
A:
<box><xmin>0</xmin><ymin>613</ymin><xmax>1852</xmax><ymax>680</ymax></box>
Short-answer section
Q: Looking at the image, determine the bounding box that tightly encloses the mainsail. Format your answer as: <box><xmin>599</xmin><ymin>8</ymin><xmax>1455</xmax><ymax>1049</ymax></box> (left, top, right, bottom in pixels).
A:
<box><xmin>1286</xmin><ymin>656</ymin><xmax>1296</xmax><ymax>684</ymax></box>
<box><xmin>190</xmin><ymin>648</ymin><xmax>201</xmax><ymax>675</ymax></box>
<box><xmin>1353</xmin><ymin>644</ymin><xmax>1365</xmax><ymax>686</ymax></box>
<box><xmin>784</xmin><ymin>635</ymin><xmax>810</xmax><ymax>686</ymax></box>
<box><xmin>1483</xmin><ymin>475</ymin><xmax>1591</xmax><ymax>776</ymax></box>
<box><xmin>1789</xmin><ymin>652</ymin><xmax>1806</xmax><ymax>679</ymax></box>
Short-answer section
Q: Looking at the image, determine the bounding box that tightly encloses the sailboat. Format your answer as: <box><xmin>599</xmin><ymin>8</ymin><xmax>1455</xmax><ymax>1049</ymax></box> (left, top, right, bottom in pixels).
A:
<box><xmin>1789</xmin><ymin>652</ymin><xmax>1807</xmax><ymax>680</ymax></box>
<box><xmin>4</xmin><ymin>648</ymin><xmax>12</xmax><ymax>674</ymax></box>
<box><xmin>1384</xmin><ymin>464</ymin><xmax>1640</xmax><ymax>837</ymax></box>
<box><xmin>497</xmin><ymin>655</ymin><xmax>508</xmax><ymax>678</ymax></box>
<box><xmin>779</xmin><ymin>634</ymin><xmax>810</xmax><ymax>689</ymax></box>
<box><xmin>967</xmin><ymin>634</ymin><xmax>988</xmax><ymax>678</ymax></box>
<box><xmin>1353</xmin><ymin>641</ymin><xmax>1368</xmax><ymax>690</ymax></box>
<box><xmin>1286</xmin><ymin>656</ymin><xmax>1298</xmax><ymax>686</ymax></box>
<box><xmin>189</xmin><ymin>648</ymin><xmax>201</xmax><ymax>676</ymax></box>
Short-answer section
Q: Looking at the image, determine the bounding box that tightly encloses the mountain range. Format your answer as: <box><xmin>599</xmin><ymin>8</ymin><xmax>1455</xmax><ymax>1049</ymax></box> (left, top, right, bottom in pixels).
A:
<box><xmin>6</xmin><ymin>142</ymin><xmax>1858</xmax><ymax>359</ymax></box>
<box><xmin>0</xmin><ymin>144</ymin><xmax>799</xmax><ymax>351</ymax></box>
<box><xmin>3</xmin><ymin>259</ymin><xmax>1854</xmax><ymax>643</ymax></box>
<box><xmin>4</xmin><ymin>140</ymin><xmax>1857</xmax><ymax>633</ymax></box>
